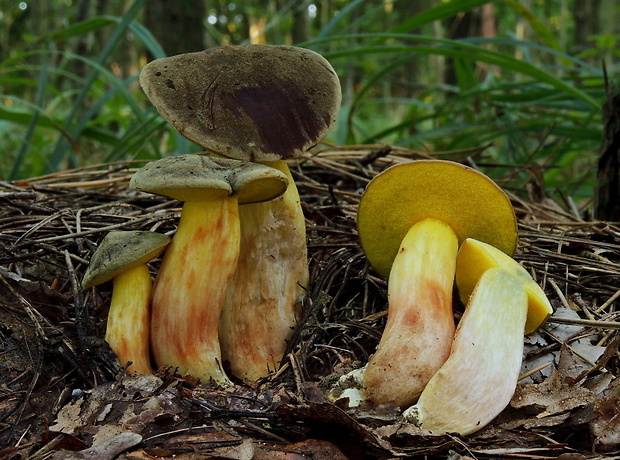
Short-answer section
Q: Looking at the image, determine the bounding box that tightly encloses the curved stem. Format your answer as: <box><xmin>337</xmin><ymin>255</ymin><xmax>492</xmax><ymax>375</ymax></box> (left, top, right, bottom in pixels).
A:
<box><xmin>220</xmin><ymin>161</ymin><xmax>308</xmax><ymax>381</ymax></box>
<box><xmin>405</xmin><ymin>268</ymin><xmax>528</xmax><ymax>435</ymax></box>
<box><xmin>151</xmin><ymin>197</ymin><xmax>239</xmax><ymax>385</ymax></box>
<box><xmin>362</xmin><ymin>218</ymin><xmax>458</xmax><ymax>407</ymax></box>
<box><xmin>106</xmin><ymin>264</ymin><xmax>152</xmax><ymax>374</ymax></box>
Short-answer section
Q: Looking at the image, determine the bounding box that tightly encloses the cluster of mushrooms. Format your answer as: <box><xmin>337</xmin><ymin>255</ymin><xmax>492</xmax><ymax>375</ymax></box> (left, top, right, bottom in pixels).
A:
<box><xmin>333</xmin><ymin>160</ymin><xmax>554</xmax><ymax>435</ymax></box>
<box><xmin>82</xmin><ymin>45</ymin><xmax>554</xmax><ymax>437</ymax></box>
<box><xmin>82</xmin><ymin>45</ymin><xmax>342</xmax><ymax>385</ymax></box>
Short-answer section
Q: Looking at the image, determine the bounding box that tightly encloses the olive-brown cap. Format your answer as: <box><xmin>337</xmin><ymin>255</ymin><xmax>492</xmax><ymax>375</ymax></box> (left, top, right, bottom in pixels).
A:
<box><xmin>357</xmin><ymin>160</ymin><xmax>518</xmax><ymax>279</ymax></box>
<box><xmin>128</xmin><ymin>154</ymin><xmax>288</xmax><ymax>204</ymax></box>
<box><xmin>139</xmin><ymin>45</ymin><xmax>342</xmax><ymax>162</ymax></box>
<box><xmin>82</xmin><ymin>230</ymin><xmax>171</xmax><ymax>289</ymax></box>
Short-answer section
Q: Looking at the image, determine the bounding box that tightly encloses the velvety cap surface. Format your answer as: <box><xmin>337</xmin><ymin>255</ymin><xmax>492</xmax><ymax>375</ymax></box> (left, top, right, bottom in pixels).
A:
<box><xmin>128</xmin><ymin>154</ymin><xmax>288</xmax><ymax>204</ymax></box>
<box><xmin>82</xmin><ymin>231</ymin><xmax>171</xmax><ymax>288</ymax></box>
<box><xmin>140</xmin><ymin>45</ymin><xmax>342</xmax><ymax>162</ymax></box>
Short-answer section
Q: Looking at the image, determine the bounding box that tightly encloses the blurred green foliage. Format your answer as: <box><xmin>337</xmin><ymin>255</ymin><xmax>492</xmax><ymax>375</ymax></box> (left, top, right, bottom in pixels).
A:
<box><xmin>0</xmin><ymin>0</ymin><xmax>616</xmax><ymax>208</ymax></box>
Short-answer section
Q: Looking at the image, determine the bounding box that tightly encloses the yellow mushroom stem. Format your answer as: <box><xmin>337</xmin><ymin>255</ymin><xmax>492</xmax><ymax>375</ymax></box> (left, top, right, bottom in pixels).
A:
<box><xmin>361</xmin><ymin>217</ymin><xmax>458</xmax><ymax>407</ymax></box>
<box><xmin>404</xmin><ymin>267</ymin><xmax>528</xmax><ymax>435</ymax></box>
<box><xmin>219</xmin><ymin>160</ymin><xmax>307</xmax><ymax>381</ymax></box>
<box><xmin>105</xmin><ymin>264</ymin><xmax>153</xmax><ymax>374</ymax></box>
<box><xmin>151</xmin><ymin>196</ymin><xmax>239</xmax><ymax>385</ymax></box>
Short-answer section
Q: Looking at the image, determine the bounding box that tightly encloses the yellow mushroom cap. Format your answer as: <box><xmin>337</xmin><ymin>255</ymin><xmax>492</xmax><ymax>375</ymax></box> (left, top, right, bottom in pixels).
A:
<box><xmin>357</xmin><ymin>160</ymin><xmax>518</xmax><ymax>279</ymax></box>
<box><xmin>139</xmin><ymin>45</ymin><xmax>342</xmax><ymax>162</ymax></box>
<box><xmin>82</xmin><ymin>230</ymin><xmax>171</xmax><ymax>289</ymax></box>
<box><xmin>456</xmin><ymin>238</ymin><xmax>553</xmax><ymax>334</ymax></box>
<box><xmin>128</xmin><ymin>154</ymin><xmax>288</xmax><ymax>204</ymax></box>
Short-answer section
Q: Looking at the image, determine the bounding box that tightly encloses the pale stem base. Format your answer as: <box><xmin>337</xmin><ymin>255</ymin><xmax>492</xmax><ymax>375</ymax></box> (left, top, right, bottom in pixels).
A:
<box><xmin>362</xmin><ymin>218</ymin><xmax>458</xmax><ymax>407</ymax></box>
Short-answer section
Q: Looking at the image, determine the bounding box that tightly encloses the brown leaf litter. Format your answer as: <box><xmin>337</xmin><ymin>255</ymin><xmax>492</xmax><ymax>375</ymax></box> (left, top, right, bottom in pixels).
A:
<box><xmin>1</xmin><ymin>144</ymin><xmax>619</xmax><ymax>459</ymax></box>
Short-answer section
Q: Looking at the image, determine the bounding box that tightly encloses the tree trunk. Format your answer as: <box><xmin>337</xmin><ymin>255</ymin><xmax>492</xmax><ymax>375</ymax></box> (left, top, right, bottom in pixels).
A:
<box><xmin>594</xmin><ymin>76</ymin><xmax>620</xmax><ymax>221</ymax></box>
<box><xmin>143</xmin><ymin>1</ymin><xmax>206</xmax><ymax>57</ymax></box>
<box><xmin>444</xmin><ymin>9</ymin><xmax>482</xmax><ymax>87</ymax></box>
<box><xmin>291</xmin><ymin>0</ymin><xmax>310</xmax><ymax>44</ymax></box>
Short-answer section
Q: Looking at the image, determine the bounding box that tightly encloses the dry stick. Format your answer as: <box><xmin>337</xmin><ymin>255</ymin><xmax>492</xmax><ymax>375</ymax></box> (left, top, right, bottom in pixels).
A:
<box><xmin>518</xmin><ymin>361</ymin><xmax>554</xmax><ymax>381</ymax></box>
<box><xmin>595</xmin><ymin>288</ymin><xmax>620</xmax><ymax>313</ymax></box>
<box><xmin>13</xmin><ymin>214</ymin><xmax>161</xmax><ymax>248</ymax></box>
<box><xmin>546</xmin><ymin>316</ymin><xmax>620</xmax><ymax>330</ymax></box>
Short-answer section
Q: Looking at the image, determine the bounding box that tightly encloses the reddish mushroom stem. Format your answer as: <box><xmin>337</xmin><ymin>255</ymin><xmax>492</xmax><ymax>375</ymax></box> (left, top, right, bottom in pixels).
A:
<box><xmin>219</xmin><ymin>160</ymin><xmax>307</xmax><ymax>381</ymax></box>
<box><xmin>361</xmin><ymin>218</ymin><xmax>458</xmax><ymax>407</ymax></box>
<box><xmin>151</xmin><ymin>198</ymin><xmax>239</xmax><ymax>385</ymax></box>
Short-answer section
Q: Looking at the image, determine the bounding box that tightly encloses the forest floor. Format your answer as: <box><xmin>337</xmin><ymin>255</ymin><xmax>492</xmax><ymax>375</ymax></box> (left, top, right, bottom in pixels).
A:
<box><xmin>1</xmin><ymin>146</ymin><xmax>619</xmax><ymax>459</ymax></box>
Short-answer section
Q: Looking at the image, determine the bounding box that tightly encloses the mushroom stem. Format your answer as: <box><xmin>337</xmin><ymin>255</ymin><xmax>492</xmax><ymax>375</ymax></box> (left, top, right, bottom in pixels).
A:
<box><xmin>151</xmin><ymin>197</ymin><xmax>239</xmax><ymax>385</ymax></box>
<box><xmin>362</xmin><ymin>218</ymin><xmax>458</xmax><ymax>407</ymax></box>
<box><xmin>106</xmin><ymin>264</ymin><xmax>153</xmax><ymax>374</ymax></box>
<box><xmin>219</xmin><ymin>160</ymin><xmax>307</xmax><ymax>381</ymax></box>
<box><xmin>403</xmin><ymin>267</ymin><xmax>528</xmax><ymax>435</ymax></box>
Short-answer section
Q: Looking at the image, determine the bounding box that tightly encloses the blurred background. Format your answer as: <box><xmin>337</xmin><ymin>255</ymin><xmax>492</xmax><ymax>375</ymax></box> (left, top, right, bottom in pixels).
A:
<box><xmin>0</xmin><ymin>0</ymin><xmax>618</xmax><ymax>212</ymax></box>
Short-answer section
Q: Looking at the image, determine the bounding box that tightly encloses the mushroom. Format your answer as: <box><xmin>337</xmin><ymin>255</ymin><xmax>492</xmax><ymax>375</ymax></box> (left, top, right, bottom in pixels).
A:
<box><xmin>456</xmin><ymin>238</ymin><xmax>553</xmax><ymax>335</ymax></box>
<box><xmin>402</xmin><ymin>240</ymin><xmax>553</xmax><ymax>435</ymax></box>
<box><xmin>82</xmin><ymin>230</ymin><xmax>171</xmax><ymax>374</ymax></box>
<box><xmin>219</xmin><ymin>160</ymin><xmax>309</xmax><ymax>381</ymax></box>
<box><xmin>139</xmin><ymin>45</ymin><xmax>341</xmax><ymax>381</ymax></box>
<box><xmin>128</xmin><ymin>154</ymin><xmax>288</xmax><ymax>385</ymax></box>
<box><xmin>354</xmin><ymin>160</ymin><xmax>518</xmax><ymax>407</ymax></box>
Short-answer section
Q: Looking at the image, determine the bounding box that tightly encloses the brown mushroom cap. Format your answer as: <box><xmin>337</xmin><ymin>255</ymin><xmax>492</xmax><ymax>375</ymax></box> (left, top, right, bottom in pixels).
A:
<box><xmin>139</xmin><ymin>45</ymin><xmax>342</xmax><ymax>162</ymax></box>
<box><xmin>357</xmin><ymin>160</ymin><xmax>518</xmax><ymax>279</ymax></box>
<box><xmin>128</xmin><ymin>154</ymin><xmax>288</xmax><ymax>204</ymax></box>
<box><xmin>82</xmin><ymin>230</ymin><xmax>171</xmax><ymax>289</ymax></box>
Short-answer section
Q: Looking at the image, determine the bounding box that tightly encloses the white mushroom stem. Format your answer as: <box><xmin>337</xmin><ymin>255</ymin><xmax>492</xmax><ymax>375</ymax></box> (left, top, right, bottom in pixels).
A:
<box><xmin>105</xmin><ymin>264</ymin><xmax>153</xmax><ymax>374</ymax></box>
<box><xmin>219</xmin><ymin>160</ymin><xmax>307</xmax><ymax>381</ymax></box>
<box><xmin>361</xmin><ymin>218</ymin><xmax>458</xmax><ymax>407</ymax></box>
<box><xmin>151</xmin><ymin>197</ymin><xmax>239</xmax><ymax>385</ymax></box>
<box><xmin>403</xmin><ymin>267</ymin><xmax>528</xmax><ymax>435</ymax></box>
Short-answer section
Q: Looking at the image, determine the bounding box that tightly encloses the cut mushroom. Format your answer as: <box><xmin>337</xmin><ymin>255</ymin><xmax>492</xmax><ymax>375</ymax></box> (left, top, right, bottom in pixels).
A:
<box><xmin>354</xmin><ymin>160</ymin><xmax>518</xmax><ymax>408</ymax></box>
<box><xmin>139</xmin><ymin>45</ymin><xmax>341</xmax><ymax>381</ymax></box>
<box><xmin>403</xmin><ymin>267</ymin><xmax>529</xmax><ymax>435</ymax></box>
<box><xmin>82</xmin><ymin>230</ymin><xmax>171</xmax><ymax>374</ymax></box>
<box><xmin>456</xmin><ymin>238</ymin><xmax>553</xmax><ymax>334</ymax></box>
<box><xmin>403</xmin><ymin>239</ymin><xmax>552</xmax><ymax>435</ymax></box>
<box><xmin>128</xmin><ymin>154</ymin><xmax>288</xmax><ymax>385</ymax></box>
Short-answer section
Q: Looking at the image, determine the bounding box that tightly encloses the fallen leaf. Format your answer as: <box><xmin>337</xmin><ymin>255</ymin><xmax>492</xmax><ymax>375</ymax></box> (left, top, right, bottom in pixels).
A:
<box><xmin>510</xmin><ymin>365</ymin><xmax>595</xmax><ymax>425</ymax></box>
<box><xmin>589</xmin><ymin>395</ymin><xmax>620</xmax><ymax>452</ymax></box>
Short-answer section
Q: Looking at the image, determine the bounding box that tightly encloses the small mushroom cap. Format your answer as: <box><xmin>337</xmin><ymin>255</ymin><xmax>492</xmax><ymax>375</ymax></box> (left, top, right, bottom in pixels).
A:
<box><xmin>82</xmin><ymin>231</ymin><xmax>171</xmax><ymax>289</ymax></box>
<box><xmin>139</xmin><ymin>45</ymin><xmax>342</xmax><ymax>162</ymax></box>
<box><xmin>128</xmin><ymin>154</ymin><xmax>288</xmax><ymax>204</ymax></box>
<box><xmin>456</xmin><ymin>238</ymin><xmax>553</xmax><ymax>334</ymax></box>
<box><xmin>357</xmin><ymin>160</ymin><xmax>518</xmax><ymax>279</ymax></box>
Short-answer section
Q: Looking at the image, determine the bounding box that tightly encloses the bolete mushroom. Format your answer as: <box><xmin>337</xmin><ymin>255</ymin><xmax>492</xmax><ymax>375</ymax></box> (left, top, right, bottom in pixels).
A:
<box><xmin>82</xmin><ymin>230</ymin><xmax>171</xmax><ymax>374</ymax></box>
<box><xmin>354</xmin><ymin>160</ymin><xmax>518</xmax><ymax>407</ymax></box>
<box><xmin>128</xmin><ymin>154</ymin><xmax>288</xmax><ymax>385</ymax></box>
<box><xmin>139</xmin><ymin>45</ymin><xmax>341</xmax><ymax>381</ymax></box>
<box><xmin>456</xmin><ymin>238</ymin><xmax>553</xmax><ymax>334</ymax></box>
<box><xmin>403</xmin><ymin>241</ymin><xmax>552</xmax><ymax>435</ymax></box>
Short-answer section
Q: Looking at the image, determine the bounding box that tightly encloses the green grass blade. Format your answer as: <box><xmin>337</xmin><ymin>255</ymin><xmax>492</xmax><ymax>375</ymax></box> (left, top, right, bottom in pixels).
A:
<box><xmin>8</xmin><ymin>49</ymin><xmax>51</xmax><ymax>180</ymax></box>
<box><xmin>46</xmin><ymin>0</ymin><xmax>146</xmax><ymax>172</ymax></box>
<box><xmin>390</xmin><ymin>0</ymin><xmax>491</xmax><ymax>33</ymax></box>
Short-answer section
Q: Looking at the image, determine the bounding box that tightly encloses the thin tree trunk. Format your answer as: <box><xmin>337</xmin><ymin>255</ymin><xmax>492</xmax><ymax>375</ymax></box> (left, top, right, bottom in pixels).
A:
<box><xmin>291</xmin><ymin>0</ymin><xmax>310</xmax><ymax>44</ymax></box>
<box><xmin>594</xmin><ymin>75</ymin><xmax>620</xmax><ymax>221</ymax></box>
<box><xmin>143</xmin><ymin>1</ymin><xmax>206</xmax><ymax>57</ymax></box>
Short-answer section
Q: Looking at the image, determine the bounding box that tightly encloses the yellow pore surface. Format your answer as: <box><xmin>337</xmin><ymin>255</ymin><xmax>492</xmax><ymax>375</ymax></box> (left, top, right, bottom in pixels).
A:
<box><xmin>456</xmin><ymin>238</ymin><xmax>553</xmax><ymax>334</ymax></box>
<box><xmin>357</xmin><ymin>160</ymin><xmax>518</xmax><ymax>280</ymax></box>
